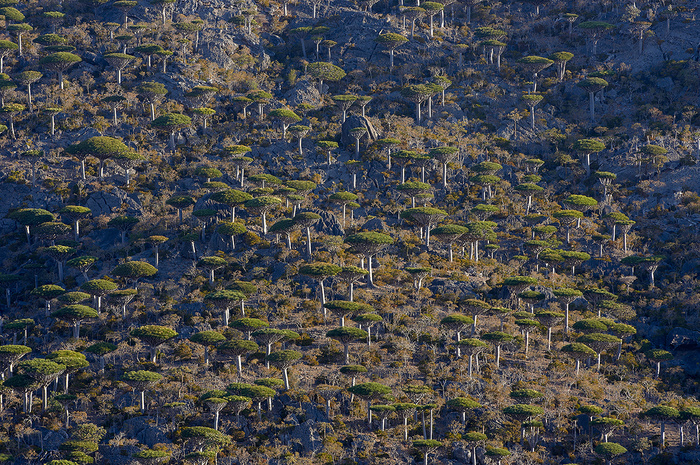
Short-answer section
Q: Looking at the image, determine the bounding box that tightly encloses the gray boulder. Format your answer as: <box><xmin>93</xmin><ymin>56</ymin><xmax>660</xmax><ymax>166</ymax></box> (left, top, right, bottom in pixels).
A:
<box><xmin>32</xmin><ymin>428</ymin><xmax>68</xmax><ymax>451</ymax></box>
<box><xmin>290</xmin><ymin>419</ymin><xmax>322</xmax><ymax>454</ymax></box>
<box><xmin>341</xmin><ymin>115</ymin><xmax>379</xmax><ymax>148</ymax></box>
<box><xmin>303</xmin><ymin>208</ymin><xmax>344</xmax><ymax>236</ymax></box>
<box><xmin>360</xmin><ymin>217</ymin><xmax>387</xmax><ymax>231</ymax></box>
<box><xmin>428</xmin><ymin>279</ymin><xmax>481</xmax><ymax>300</ymax></box>
<box><xmin>352</xmin><ymin>433</ymin><xmax>377</xmax><ymax>456</ymax></box>
<box><xmin>284</xmin><ymin>77</ymin><xmax>322</xmax><ymax>107</ymax></box>
<box><xmin>86</xmin><ymin>188</ymin><xmax>142</xmax><ymax>217</ymax></box>
<box><xmin>116</xmin><ymin>416</ymin><xmax>169</xmax><ymax>448</ymax></box>
<box><xmin>98</xmin><ymin>444</ymin><xmax>140</xmax><ymax>465</ymax></box>
<box><xmin>667</xmin><ymin>327</ymin><xmax>700</xmax><ymax>349</ymax></box>
<box><xmin>302</xmin><ymin>401</ymin><xmax>328</xmax><ymax>422</ymax></box>
<box><xmin>87</xmin><ymin>227</ymin><xmax>121</xmax><ymax>250</ymax></box>
<box><xmin>0</xmin><ymin>182</ymin><xmax>63</xmax><ymax>234</ymax></box>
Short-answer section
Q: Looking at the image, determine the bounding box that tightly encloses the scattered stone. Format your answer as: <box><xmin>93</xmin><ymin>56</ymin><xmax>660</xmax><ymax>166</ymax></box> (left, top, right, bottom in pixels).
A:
<box><xmin>86</xmin><ymin>188</ymin><xmax>143</xmax><ymax>217</ymax></box>
<box><xmin>667</xmin><ymin>327</ymin><xmax>700</xmax><ymax>350</ymax></box>
<box><xmin>304</xmin><ymin>208</ymin><xmax>344</xmax><ymax>236</ymax></box>
<box><xmin>341</xmin><ymin>115</ymin><xmax>379</xmax><ymax>148</ymax></box>
<box><xmin>284</xmin><ymin>77</ymin><xmax>322</xmax><ymax>108</ymax></box>
<box><xmin>360</xmin><ymin>217</ymin><xmax>386</xmax><ymax>231</ymax></box>
<box><xmin>428</xmin><ymin>279</ymin><xmax>482</xmax><ymax>300</ymax></box>
<box><xmin>290</xmin><ymin>419</ymin><xmax>322</xmax><ymax>454</ymax></box>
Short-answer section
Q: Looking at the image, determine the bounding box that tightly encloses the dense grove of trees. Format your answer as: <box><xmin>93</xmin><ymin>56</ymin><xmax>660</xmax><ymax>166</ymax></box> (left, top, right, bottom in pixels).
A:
<box><xmin>0</xmin><ymin>0</ymin><xmax>698</xmax><ymax>464</ymax></box>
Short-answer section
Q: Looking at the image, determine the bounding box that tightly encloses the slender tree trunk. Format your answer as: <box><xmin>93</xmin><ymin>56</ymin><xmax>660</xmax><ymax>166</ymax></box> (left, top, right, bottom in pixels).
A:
<box><xmin>661</xmin><ymin>422</ymin><xmax>666</xmax><ymax>447</ymax></box>
<box><xmin>368</xmin><ymin>255</ymin><xmax>374</xmax><ymax>286</ymax></box>
<box><xmin>524</xmin><ymin>331</ymin><xmax>529</xmax><ymax>358</ymax></box>
<box><xmin>282</xmin><ymin>367</ymin><xmax>290</xmax><ymax>390</ymax></box>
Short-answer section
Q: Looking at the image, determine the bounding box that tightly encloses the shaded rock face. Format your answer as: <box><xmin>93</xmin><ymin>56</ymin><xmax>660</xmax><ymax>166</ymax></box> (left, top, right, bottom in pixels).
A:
<box><xmin>361</xmin><ymin>217</ymin><xmax>387</xmax><ymax>231</ymax></box>
<box><xmin>302</xmin><ymin>208</ymin><xmax>344</xmax><ymax>236</ymax></box>
<box><xmin>285</xmin><ymin>78</ymin><xmax>322</xmax><ymax>107</ymax></box>
<box><xmin>100</xmin><ymin>444</ymin><xmax>141</xmax><ymax>465</ymax></box>
<box><xmin>351</xmin><ymin>433</ymin><xmax>376</xmax><ymax>456</ymax></box>
<box><xmin>31</xmin><ymin>428</ymin><xmax>68</xmax><ymax>452</ymax></box>
<box><xmin>290</xmin><ymin>419</ymin><xmax>322</xmax><ymax>454</ymax></box>
<box><xmin>428</xmin><ymin>279</ymin><xmax>481</xmax><ymax>300</ymax></box>
<box><xmin>117</xmin><ymin>417</ymin><xmax>169</xmax><ymax>448</ymax></box>
<box><xmin>0</xmin><ymin>183</ymin><xmax>63</xmax><ymax>234</ymax></box>
<box><xmin>667</xmin><ymin>327</ymin><xmax>700</xmax><ymax>349</ymax></box>
<box><xmin>86</xmin><ymin>188</ymin><xmax>142</xmax><ymax>217</ymax></box>
<box><xmin>198</xmin><ymin>31</ymin><xmax>273</xmax><ymax>70</ymax></box>
<box><xmin>88</xmin><ymin>228</ymin><xmax>121</xmax><ymax>250</ymax></box>
<box><xmin>341</xmin><ymin>115</ymin><xmax>379</xmax><ymax>148</ymax></box>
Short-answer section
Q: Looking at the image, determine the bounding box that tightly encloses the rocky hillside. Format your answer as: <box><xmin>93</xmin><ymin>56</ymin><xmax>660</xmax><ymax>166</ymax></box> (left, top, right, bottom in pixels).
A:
<box><xmin>0</xmin><ymin>0</ymin><xmax>698</xmax><ymax>464</ymax></box>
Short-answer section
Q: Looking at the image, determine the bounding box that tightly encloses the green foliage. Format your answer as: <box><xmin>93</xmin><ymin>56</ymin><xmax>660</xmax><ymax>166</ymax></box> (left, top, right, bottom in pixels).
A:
<box><xmin>8</xmin><ymin>208</ymin><xmax>53</xmax><ymax>225</ymax></box>
<box><xmin>197</xmin><ymin>256</ymin><xmax>227</xmax><ymax>268</ymax></box>
<box><xmin>573</xmin><ymin>138</ymin><xmax>605</xmax><ymax>153</ymax></box>
<box><xmin>39</xmin><ymin>52</ymin><xmax>81</xmax><ymax>72</ymax></box>
<box><xmin>329</xmin><ymin>191</ymin><xmax>358</xmax><ymax>203</ymax></box>
<box><xmin>577</xmin><ymin>333</ymin><xmax>622</xmax><ymax>350</ymax></box>
<box><xmin>51</xmin><ymin>305</ymin><xmax>98</xmax><ymax>321</ymax></box>
<box><xmin>244</xmin><ymin>196</ymin><xmax>283</xmax><ymax>210</ymax></box>
<box><xmin>641</xmin><ymin>144</ymin><xmax>668</xmax><ymax>156</ymax></box>
<box><xmin>166</xmin><ymin>196</ymin><xmax>196</xmax><ymax>211</ymax></box>
<box><xmin>112</xmin><ymin>261</ymin><xmax>158</xmax><ymax>279</ymax></box>
<box><xmin>268</xmin><ymin>108</ymin><xmax>301</xmax><ymax>124</ymax></box>
<box><xmin>502</xmin><ymin>276</ymin><xmax>538</xmax><ymax>287</ymax></box>
<box><xmin>80</xmin><ymin>279</ymin><xmax>117</xmax><ymax>294</ymax></box>
<box><xmin>579</xmin><ymin>21</ymin><xmax>615</xmax><ymax>31</ymax></box>
<box><xmin>190</xmin><ymin>331</ymin><xmax>226</xmax><ymax>346</ymax></box>
<box><xmin>642</xmin><ymin>405</ymin><xmax>680</xmax><ymax>420</ymax></box>
<box><xmin>58</xmin><ymin>292</ymin><xmax>91</xmax><ymax>304</ymax></box>
<box><xmin>347</xmin><ymin>382</ymin><xmax>391</xmax><ymax>399</ymax></box>
<box><xmin>447</xmin><ymin>397</ymin><xmax>481</xmax><ymax>410</ymax></box>
<box><xmin>326</xmin><ymin>327</ymin><xmax>368</xmax><ymax>342</ymax></box>
<box><xmin>136</xmin><ymin>81</ymin><xmax>167</xmax><ymax>97</ymax></box>
<box><xmin>578</xmin><ymin>77</ymin><xmax>609</xmax><ymax>92</ymax></box>
<box><xmin>307</xmin><ymin>62</ymin><xmax>346</xmax><ymax>82</ymax></box>
<box><xmin>375</xmin><ymin>33</ymin><xmax>408</xmax><ymax>48</ymax></box>
<box><xmin>218</xmin><ymin>339</ymin><xmax>259</xmax><ymax>355</ymax></box>
<box><xmin>645</xmin><ymin>349</ymin><xmax>672</xmax><ymax>361</ymax></box>
<box><xmin>267</xmin><ymin>349</ymin><xmax>302</xmax><ymax>367</ymax></box>
<box><xmin>0</xmin><ymin>345</ymin><xmax>31</xmax><ymax>357</ymax></box>
<box><xmin>481</xmin><ymin>331</ymin><xmax>514</xmax><ymax>344</ymax></box>
<box><xmin>130</xmin><ymin>325</ymin><xmax>178</xmax><ymax>346</ymax></box>
<box><xmin>122</xmin><ymin>370</ymin><xmax>162</xmax><ymax>386</ymax></box>
<box><xmin>84</xmin><ymin>342</ymin><xmax>117</xmax><ymax>356</ymax></box>
<box><xmin>299</xmin><ymin>262</ymin><xmax>342</xmax><ymax>278</ymax></box>
<box><xmin>562</xmin><ymin>343</ymin><xmax>596</xmax><ymax>358</ymax></box>
<box><xmin>594</xmin><ymin>442</ymin><xmax>627</xmax><ymax>458</ymax></box>
<box><xmin>486</xmin><ymin>447</ymin><xmax>510</xmax><ymax>458</ymax></box>
<box><xmin>503</xmin><ymin>404</ymin><xmax>544</xmax><ymax>418</ymax></box>
<box><xmin>324</xmin><ymin>300</ymin><xmax>372</xmax><ymax>315</ymax></box>
<box><xmin>133</xmin><ymin>450</ymin><xmax>169</xmax><ymax>460</ymax></box>
<box><xmin>340</xmin><ymin>365</ymin><xmax>367</xmax><ymax>375</ymax></box>
<box><xmin>151</xmin><ymin>113</ymin><xmax>191</xmax><ymax>130</ymax></box>
<box><xmin>413</xmin><ymin>439</ymin><xmax>442</xmax><ymax>450</ymax></box>
<box><xmin>440</xmin><ymin>314</ymin><xmax>473</xmax><ymax>328</ymax></box>
<box><xmin>345</xmin><ymin>232</ymin><xmax>393</xmax><ymax>249</ymax></box>
<box><xmin>564</xmin><ymin>194</ymin><xmax>598</xmax><ymax>208</ymax></box>
<box><xmin>31</xmin><ymin>284</ymin><xmax>65</xmax><ymax>300</ymax></box>
<box><xmin>227</xmin><ymin>383</ymin><xmax>276</xmax><ymax>401</ymax></box>
<box><xmin>20</xmin><ymin>358</ymin><xmax>66</xmax><ymax>379</ymax></box>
